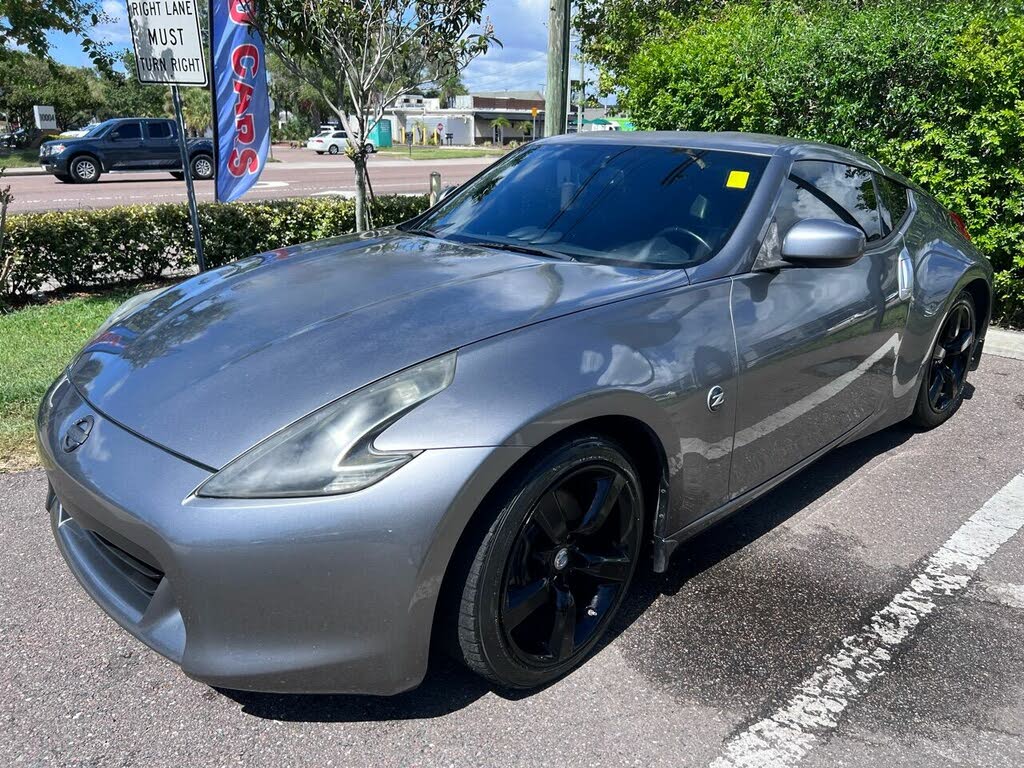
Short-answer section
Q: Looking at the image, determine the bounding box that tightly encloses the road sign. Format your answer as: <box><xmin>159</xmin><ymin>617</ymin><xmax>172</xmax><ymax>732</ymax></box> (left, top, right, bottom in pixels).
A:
<box><xmin>33</xmin><ymin>105</ymin><xmax>57</xmax><ymax>130</ymax></box>
<box><xmin>437</xmin><ymin>122</ymin><xmax>444</xmax><ymax>133</ymax></box>
<box><xmin>126</xmin><ymin>0</ymin><xmax>208</xmax><ymax>87</ymax></box>
<box><xmin>531</xmin><ymin>107</ymin><xmax>539</xmax><ymax>118</ymax></box>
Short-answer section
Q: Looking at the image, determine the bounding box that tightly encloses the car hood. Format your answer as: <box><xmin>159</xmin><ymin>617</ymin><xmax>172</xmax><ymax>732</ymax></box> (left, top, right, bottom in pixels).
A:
<box><xmin>68</xmin><ymin>232</ymin><xmax>682</xmax><ymax>468</ymax></box>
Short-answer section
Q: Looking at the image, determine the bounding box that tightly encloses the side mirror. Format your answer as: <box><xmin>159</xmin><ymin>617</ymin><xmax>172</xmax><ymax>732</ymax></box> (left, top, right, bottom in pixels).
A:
<box><xmin>108</xmin><ymin>132</ymin><xmax>121</xmax><ymax>141</ymax></box>
<box><xmin>781</xmin><ymin>219</ymin><xmax>866</xmax><ymax>268</ymax></box>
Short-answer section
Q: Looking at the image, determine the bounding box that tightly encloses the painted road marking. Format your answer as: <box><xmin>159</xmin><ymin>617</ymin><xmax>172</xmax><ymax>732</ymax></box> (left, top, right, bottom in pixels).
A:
<box><xmin>709</xmin><ymin>471</ymin><xmax>1024</xmax><ymax>768</ymax></box>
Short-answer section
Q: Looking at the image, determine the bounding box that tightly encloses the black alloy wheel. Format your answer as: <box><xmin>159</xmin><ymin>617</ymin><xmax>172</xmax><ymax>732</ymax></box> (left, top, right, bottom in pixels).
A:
<box><xmin>911</xmin><ymin>290</ymin><xmax>977</xmax><ymax>428</ymax></box>
<box><xmin>451</xmin><ymin>436</ymin><xmax>644</xmax><ymax>689</ymax></box>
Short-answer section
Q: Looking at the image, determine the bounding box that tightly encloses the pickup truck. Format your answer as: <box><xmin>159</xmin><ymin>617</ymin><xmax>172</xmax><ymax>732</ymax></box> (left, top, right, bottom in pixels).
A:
<box><xmin>38</xmin><ymin>117</ymin><xmax>215</xmax><ymax>184</ymax></box>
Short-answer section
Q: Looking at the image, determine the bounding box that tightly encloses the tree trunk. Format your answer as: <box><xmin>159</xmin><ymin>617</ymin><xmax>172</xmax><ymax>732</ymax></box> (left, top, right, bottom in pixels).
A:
<box><xmin>352</xmin><ymin>152</ymin><xmax>368</xmax><ymax>232</ymax></box>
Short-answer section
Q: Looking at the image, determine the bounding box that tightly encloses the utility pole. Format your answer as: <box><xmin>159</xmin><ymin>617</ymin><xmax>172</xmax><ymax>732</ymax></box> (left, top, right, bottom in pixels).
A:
<box><xmin>578</xmin><ymin>54</ymin><xmax>585</xmax><ymax>132</ymax></box>
<box><xmin>544</xmin><ymin>0</ymin><xmax>570</xmax><ymax>137</ymax></box>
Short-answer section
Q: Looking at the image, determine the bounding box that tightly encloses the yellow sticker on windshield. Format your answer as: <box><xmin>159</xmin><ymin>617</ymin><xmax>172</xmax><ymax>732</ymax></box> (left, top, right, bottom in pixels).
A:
<box><xmin>726</xmin><ymin>170</ymin><xmax>750</xmax><ymax>189</ymax></box>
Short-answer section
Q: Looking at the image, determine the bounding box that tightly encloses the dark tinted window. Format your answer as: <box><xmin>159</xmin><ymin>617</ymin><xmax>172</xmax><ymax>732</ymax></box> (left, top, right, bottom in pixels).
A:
<box><xmin>777</xmin><ymin>161</ymin><xmax>884</xmax><ymax>242</ymax></box>
<box><xmin>332</xmin><ymin>131</ymin><xmax>347</xmax><ymax>139</ymax></box>
<box><xmin>876</xmin><ymin>174</ymin><xmax>910</xmax><ymax>232</ymax></box>
<box><xmin>411</xmin><ymin>143</ymin><xmax>769</xmax><ymax>268</ymax></box>
<box><xmin>147</xmin><ymin>121</ymin><xmax>174</xmax><ymax>139</ymax></box>
<box><xmin>111</xmin><ymin>121</ymin><xmax>142</xmax><ymax>140</ymax></box>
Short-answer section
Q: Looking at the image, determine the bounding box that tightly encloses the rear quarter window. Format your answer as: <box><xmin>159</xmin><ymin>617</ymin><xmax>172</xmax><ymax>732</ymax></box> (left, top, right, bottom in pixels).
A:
<box><xmin>875</xmin><ymin>174</ymin><xmax>910</xmax><ymax>232</ymax></box>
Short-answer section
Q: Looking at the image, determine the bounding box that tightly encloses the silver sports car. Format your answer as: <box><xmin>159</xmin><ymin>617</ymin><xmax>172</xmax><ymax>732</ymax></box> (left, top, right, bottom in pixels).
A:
<box><xmin>38</xmin><ymin>132</ymin><xmax>991</xmax><ymax>694</ymax></box>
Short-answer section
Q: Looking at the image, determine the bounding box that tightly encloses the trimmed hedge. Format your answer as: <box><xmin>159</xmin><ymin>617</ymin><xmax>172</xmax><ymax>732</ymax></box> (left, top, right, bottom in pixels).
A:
<box><xmin>1</xmin><ymin>195</ymin><xmax>430</xmax><ymax>298</ymax></box>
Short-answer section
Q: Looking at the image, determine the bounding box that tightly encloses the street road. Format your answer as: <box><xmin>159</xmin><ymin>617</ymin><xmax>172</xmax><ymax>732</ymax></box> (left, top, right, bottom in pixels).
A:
<box><xmin>3</xmin><ymin>351</ymin><xmax>1024</xmax><ymax>767</ymax></box>
<box><xmin>4</xmin><ymin>148</ymin><xmax>496</xmax><ymax>213</ymax></box>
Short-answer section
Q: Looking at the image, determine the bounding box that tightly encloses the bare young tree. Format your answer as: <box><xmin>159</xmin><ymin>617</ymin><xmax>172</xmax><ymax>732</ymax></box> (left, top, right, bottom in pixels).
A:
<box><xmin>252</xmin><ymin>0</ymin><xmax>498</xmax><ymax>231</ymax></box>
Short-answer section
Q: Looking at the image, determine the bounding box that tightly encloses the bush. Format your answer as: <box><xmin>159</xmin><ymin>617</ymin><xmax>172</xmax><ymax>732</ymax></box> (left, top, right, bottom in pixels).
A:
<box><xmin>617</xmin><ymin>0</ymin><xmax>1024</xmax><ymax>326</ymax></box>
<box><xmin>0</xmin><ymin>195</ymin><xmax>429</xmax><ymax>299</ymax></box>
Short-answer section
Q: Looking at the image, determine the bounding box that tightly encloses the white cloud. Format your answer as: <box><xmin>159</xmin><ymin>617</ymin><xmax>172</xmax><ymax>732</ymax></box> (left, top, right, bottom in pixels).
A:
<box><xmin>95</xmin><ymin>0</ymin><xmax>132</xmax><ymax>44</ymax></box>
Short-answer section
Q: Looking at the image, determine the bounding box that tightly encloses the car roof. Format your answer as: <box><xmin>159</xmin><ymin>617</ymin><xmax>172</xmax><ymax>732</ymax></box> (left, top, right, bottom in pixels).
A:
<box><xmin>543</xmin><ymin>130</ymin><xmax>916</xmax><ymax>187</ymax></box>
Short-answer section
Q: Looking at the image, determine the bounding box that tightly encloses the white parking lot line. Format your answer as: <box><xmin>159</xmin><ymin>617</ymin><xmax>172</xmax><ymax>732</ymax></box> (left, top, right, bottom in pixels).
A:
<box><xmin>709</xmin><ymin>471</ymin><xmax>1024</xmax><ymax>768</ymax></box>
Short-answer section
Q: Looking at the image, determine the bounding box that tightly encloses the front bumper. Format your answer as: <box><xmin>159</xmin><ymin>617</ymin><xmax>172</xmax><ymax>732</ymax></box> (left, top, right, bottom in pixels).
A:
<box><xmin>39</xmin><ymin>156</ymin><xmax>69</xmax><ymax>173</ymax></box>
<box><xmin>38</xmin><ymin>375</ymin><xmax>523</xmax><ymax>694</ymax></box>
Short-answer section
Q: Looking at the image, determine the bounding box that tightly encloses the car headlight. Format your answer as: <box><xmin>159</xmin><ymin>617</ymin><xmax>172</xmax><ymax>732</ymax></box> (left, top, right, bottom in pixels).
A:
<box><xmin>91</xmin><ymin>287</ymin><xmax>167</xmax><ymax>338</ymax></box>
<box><xmin>197</xmin><ymin>352</ymin><xmax>457</xmax><ymax>498</ymax></box>
<box><xmin>50</xmin><ymin>143</ymin><xmax>66</xmax><ymax>154</ymax></box>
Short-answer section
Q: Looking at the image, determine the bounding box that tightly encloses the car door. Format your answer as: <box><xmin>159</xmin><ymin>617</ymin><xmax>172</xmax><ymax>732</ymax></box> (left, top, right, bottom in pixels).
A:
<box><xmin>105</xmin><ymin>121</ymin><xmax>145</xmax><ymax>169</ymax></box>
<box><xmin>145</xmin><ymin>120</ymin><xmax>179</xmax><ymax>169</ymax></box>
<box><xmin>728</xmin><ymin>159</ymin><xmax>903</xmax><ymax>498</ymax></box>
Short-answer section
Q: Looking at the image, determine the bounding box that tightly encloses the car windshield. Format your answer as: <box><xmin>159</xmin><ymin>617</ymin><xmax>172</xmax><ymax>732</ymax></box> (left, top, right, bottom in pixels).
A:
<box><xmin>406</xmin><ymin>141</ymin><xmax>769</xmax><ymax>268</ymax></box>
<box><xmin>82</xmin><ymin>121</ymin><xmax>113</xmax><ymax>137</ymax></box>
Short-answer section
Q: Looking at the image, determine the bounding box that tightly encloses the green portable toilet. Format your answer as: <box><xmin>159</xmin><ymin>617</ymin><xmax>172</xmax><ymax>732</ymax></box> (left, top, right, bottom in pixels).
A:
<box><xmin>369</xmin><ymin>120</ymin><xmax>393</xmax><ymax>149</ymax></box>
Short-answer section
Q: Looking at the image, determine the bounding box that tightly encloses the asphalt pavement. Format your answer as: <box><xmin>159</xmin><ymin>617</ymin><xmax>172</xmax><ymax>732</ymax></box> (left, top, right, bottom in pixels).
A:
<box><xmin>2</xmin><ymin>147</ymin><xmax>496</xmax><ymax>213</ymax></box>
<box><xmin>3</xmin><ymin>350</ymin><xmax>1024</xmax><ymax>767</ymax></box>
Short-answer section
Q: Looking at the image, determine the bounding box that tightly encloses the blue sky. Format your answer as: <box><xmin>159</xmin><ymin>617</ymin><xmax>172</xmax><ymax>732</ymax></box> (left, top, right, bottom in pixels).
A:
<box><xmin>47</xmin><ymin>0</ymin><xmax>588</xmax><ymax>96</ymax></box>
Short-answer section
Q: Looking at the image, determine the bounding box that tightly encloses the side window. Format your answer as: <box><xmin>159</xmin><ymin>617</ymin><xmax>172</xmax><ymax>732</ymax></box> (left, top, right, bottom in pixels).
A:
<box><xmin>111</xmin><ymin>121</ymin><xmax>142</xmax><ymax>140</ymax></box>
<box><xmin>147</xmin><ymin>121</ymin><xmax>174</xmax><ymax>139</ymax></box>
<box><xmin>776</xmin><ymin>160</ymin><xmax>885</xmax><ymax>242</ymax></box>
<box><xmin>875</xmin><ymin>174</ymin><xmax>910</xmax><ymax>232</ymax></box>
<box><xmin>333</xmin><ymin>131</ymin><xmax>347</xmax><ymax>139</ymax></box>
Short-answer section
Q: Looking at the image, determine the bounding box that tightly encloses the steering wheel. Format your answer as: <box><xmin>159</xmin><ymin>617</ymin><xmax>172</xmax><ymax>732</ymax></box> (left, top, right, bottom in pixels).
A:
<box><xmin>654</xmin><ymin>226</ymin><xmax>713</xmax><ymax>259</ymax></box>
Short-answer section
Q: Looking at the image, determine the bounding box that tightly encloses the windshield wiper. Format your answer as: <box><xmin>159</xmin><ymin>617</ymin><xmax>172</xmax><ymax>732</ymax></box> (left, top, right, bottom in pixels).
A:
<box><xmin>404</xmin><ymin>227</ymin><xmax>439</xmax><ymax>238</ymax></box>
<box><xmin>471</xmin><ymin>240</ymin><xmax>575</xmax><ymax>262</ymax></box>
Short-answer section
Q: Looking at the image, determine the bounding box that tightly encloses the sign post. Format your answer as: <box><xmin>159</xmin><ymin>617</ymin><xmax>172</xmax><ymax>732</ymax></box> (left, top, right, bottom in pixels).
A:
<box><xmin>126</xmin><ymin>0</ymin><xmax>208</xmax><ymax>271</ymax></box>
<box><xmin>171</xmin><ymin>86</ymin><xmax>206</xmax><ymax>272</ymax></box>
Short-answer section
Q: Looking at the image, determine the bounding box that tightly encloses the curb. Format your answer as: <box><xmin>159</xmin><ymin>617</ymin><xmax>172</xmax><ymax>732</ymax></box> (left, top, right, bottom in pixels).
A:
<box><xmin>985</xmin><ymin>327</ymin><xmax>1024</xmax><ymax>362</ymax></box>
<box><xmin>1</xmin><ymin>166</ymin><xmax>46</xmax><ymax>177</ymax></box>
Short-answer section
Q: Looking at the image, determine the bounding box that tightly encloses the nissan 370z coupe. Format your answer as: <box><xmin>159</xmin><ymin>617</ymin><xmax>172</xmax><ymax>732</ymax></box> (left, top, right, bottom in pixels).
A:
<box><xmin>38</xmin><ymin>132</ymin><xmax>991</xmax><ymax>694</ymax></box>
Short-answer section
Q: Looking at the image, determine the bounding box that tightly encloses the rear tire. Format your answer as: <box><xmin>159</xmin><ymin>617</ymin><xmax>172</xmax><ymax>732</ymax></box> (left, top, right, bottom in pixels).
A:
<box><xmin>69</xmin><ymin>155</ymin><xmax>100</xmax><ymax>184</ymax></box>
<box><xmin>449</xmin><ymin>435</ymin><xmax>644</xmax><ymax>689</ymax></box>
<box><xmin>909</xmin><ymin>290</ymin><xmax>977</xmax><ymax>429</ymax></box>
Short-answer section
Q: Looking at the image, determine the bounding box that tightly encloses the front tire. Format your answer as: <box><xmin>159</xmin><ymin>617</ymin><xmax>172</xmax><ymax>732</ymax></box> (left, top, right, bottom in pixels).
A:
<box><xmin>69</xmin><ymin>155</ymin><xmax>100</xmax><ymax>183</ymax></box>
<box><xmin>452</xmin><ymin>435</ymin><xmax>644</xmax><ymax>689</ymax></box>
<box><xmin>328</xmin><ymin>144</ymin><xmax>340</xmax><ymax>155</ymax></box>
<box><xmin>190</xmin><ymin>154</ymin><xmax>214</xmax><ymax>180</ymax></box>
<box><xmin>910</xmin><ymin>290</ymin><xmax>977</xmax><ymax>429</ymax></box>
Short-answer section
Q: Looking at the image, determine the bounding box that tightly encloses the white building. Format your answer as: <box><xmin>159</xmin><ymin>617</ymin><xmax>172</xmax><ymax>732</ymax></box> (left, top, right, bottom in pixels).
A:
<box><xmin>385</xmin><ymin>91</ymin><xmax>547</xmax><ymax>147</ymax></box>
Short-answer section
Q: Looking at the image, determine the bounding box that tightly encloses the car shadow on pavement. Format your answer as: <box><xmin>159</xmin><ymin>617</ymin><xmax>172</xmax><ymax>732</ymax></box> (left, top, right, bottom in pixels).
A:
<box><xmin>221</xmin><ymin>422</ymin><xmax>917</xmax><ymax>723</ymax></box>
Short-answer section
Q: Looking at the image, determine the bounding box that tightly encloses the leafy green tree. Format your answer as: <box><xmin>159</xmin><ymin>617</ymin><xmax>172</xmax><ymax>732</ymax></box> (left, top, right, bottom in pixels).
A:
<box><xmin>0</xmin><ymin>0</ymin><xmax>112</xmax><ymax>68</ymax></box>
<box><xmin>424</xmin><ymin>70</ymin><xmax>469</xmax><ymax>107</ymax></box>
<box><xmin>251</xmin><ymin>0</ymin><xmax>498</xmax><ymax>231</ymax></box>
<box><xmin>574</xmin><ymin>0</ymin><xmax>718</xmax><ymax>94</ymax></box>
<box><xmin>267</xmin><ymin>52</ymin><xmax>336</xmax><ymax>131</ymax></box>
<box><xmin>0</xmin><ymin>50</ymin><xmax>102</xmax><ymax>129</ymax></box>
<box><xmin>94</xmin><ymin>51</ymin><xmax>168</xmax><ymax>121</ymax></box>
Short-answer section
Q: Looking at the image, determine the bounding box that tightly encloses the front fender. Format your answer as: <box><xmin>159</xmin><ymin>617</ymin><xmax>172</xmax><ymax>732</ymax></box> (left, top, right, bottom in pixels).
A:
<box><xmin>377</xmin><ymin>278</ymin><xmax>740</xmax><ymax>543</ymax></box>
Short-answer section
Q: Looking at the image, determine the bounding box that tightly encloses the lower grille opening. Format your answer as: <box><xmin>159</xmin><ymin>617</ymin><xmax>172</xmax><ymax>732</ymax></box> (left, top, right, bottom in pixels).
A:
<box><xmin>89</xmin><ymin>531</ymin><xmax>164</xmax><ymax>598</ymax></box>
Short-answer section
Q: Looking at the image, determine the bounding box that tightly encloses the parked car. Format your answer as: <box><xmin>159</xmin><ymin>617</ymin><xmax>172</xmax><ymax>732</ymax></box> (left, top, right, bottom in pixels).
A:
<box><xmin>38</xmin><ymin>132</ymin><xmax>991</xmax><ymax>695</ymax></box>
<box><xmin>0</xmin><ymin>127</ymin><xmax>32</xmax><ymax>148</ymax></box>
<box><xmin>306</xmin><ymin>128</ymin><xmax>376</xmax><ymax>155</ymax></box>
<box><xmin>38</xmin><ymin>118</ymin><xmax>214</xmax><ymax>184</ymax></box>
